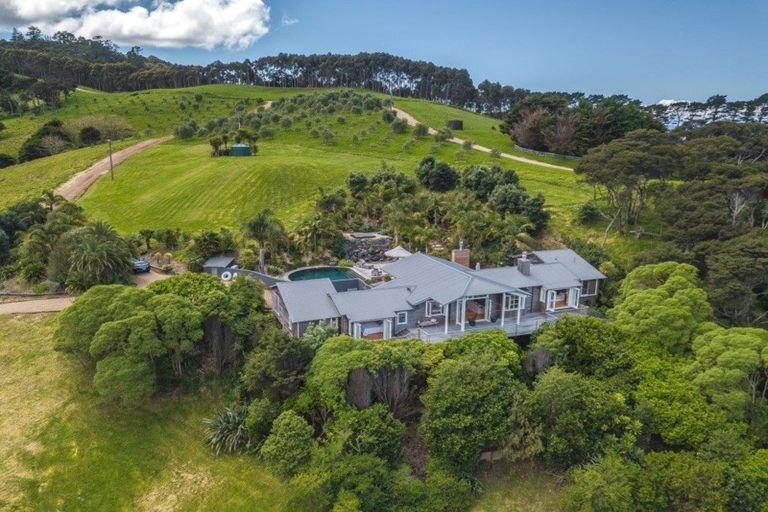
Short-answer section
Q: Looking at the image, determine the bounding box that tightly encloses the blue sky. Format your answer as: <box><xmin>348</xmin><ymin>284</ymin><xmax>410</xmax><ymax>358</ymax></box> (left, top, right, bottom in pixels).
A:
<box><xmin>2</xmin><ymin>0</ymin><xmax>767</xmax><ymax>103</ymax></box>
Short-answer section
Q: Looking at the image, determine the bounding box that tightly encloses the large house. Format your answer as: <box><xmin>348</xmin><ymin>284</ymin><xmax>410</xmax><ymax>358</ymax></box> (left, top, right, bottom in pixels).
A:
<box><xmin>271</xmin><ymin>248</ymin><xmax>605</xmax><ymax>342</ymax></box>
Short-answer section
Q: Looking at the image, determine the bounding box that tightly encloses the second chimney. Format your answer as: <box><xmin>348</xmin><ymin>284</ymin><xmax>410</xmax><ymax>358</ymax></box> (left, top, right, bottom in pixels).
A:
<box><xmin>452</xmin><ymin>241</ymin><xmax>470</xmax><ymax>267</ymax></box>
<box><xmin>516</xmin><ymin>251</ymin><xmax>531</xmax><ymax>275</ymax></box>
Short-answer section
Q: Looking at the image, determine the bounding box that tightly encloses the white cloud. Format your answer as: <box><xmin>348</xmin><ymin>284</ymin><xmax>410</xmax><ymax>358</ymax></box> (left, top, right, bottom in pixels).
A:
<box><xmin>281</xmin><ymin>12</ymin><xmax>298</xmax><ymax>26</ymax></box>
<box><xmin>0</xmin><ymin>1</ymin><xmax>122</xmax><ymax>26</ymax></box>
<box><xmin>2</xmin><ymin>0</ymin><xmax>271</xmax><ymax>50</ymax></box>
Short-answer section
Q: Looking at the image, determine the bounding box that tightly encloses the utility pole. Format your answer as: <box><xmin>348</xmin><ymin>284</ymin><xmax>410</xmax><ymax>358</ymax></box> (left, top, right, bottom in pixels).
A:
<box><xmin>108</xmin><ymin>138</ymin><xmax>114</xmax><ymax>180</ymax></box>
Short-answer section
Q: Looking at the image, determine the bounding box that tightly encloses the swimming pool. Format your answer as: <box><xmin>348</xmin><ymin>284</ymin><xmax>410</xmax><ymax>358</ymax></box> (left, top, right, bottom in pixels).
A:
<box><xmin>287</xmin><ymin>266</ymin><xmax>357</xmax><ymax>282</ymax></box>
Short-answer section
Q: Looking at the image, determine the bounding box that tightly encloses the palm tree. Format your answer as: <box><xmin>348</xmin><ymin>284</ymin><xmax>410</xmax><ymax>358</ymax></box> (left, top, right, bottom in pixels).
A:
<box><xmin>138</xmin><ymin>229</ymin><xmax>154</xmax><ymax>252</ymax></box>
<box><xmin>40</xmin><ymin>189</ymin><xmax>65</xmax><ymax>211</ymax></box>
<box><xmin>245</xmin><ymin>209</ymin><xmax>288</xmax><ymax>272</ymax></box>
<box><xmin>209</xmin><ymin>137</ymin><xmax>223</xmax><ymax>156</ymax></box>
<box><xmin>67</xmin><ymin>222</ymin><xmax>132</xmax><ymax>291</ymax></box>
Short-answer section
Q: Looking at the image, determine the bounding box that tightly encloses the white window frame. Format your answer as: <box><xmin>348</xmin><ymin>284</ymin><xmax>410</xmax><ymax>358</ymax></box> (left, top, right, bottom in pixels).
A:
<box><xmin>396</xmin><ymin>311</ymin><xmax>408</xmax><ymax>325</ymax></box>
<box><xmin>426</xmin><ymin>300</ymin><xmax>444</xmax><ymax>317</ymax></box>
<box><xmin>504</xmin><ymin>294</ymin><xmax>521</xmax><ymax>311</ymax></box>
<box><xmin>581</xmin><ymin>279</ymin><xmax>598</xmax><ymax>296</ymax></box>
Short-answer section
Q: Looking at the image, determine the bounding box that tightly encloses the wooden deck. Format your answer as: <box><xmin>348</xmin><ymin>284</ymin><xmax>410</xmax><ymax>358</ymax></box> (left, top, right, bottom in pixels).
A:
<box><xmin>404</xmin><ymin>307</ymin><xmax>590</xmax><ymax>342</ymax></box>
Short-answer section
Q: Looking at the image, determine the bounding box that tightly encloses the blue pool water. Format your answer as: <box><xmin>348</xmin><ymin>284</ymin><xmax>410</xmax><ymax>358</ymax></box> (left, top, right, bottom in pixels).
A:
<box><xmin>288</xmin><ymin>267</ymin><xmax>357</xmax><ymax>282</ymax></box>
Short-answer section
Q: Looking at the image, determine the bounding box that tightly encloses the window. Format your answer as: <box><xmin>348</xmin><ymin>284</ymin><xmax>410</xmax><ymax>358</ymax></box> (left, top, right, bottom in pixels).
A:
<box><xmin>426</xmin><ymin>300</ymin><xmax>444</xmax><ymax>317</ymax></box>
<box><xmin>504</xmin><ymin>294</ymin><xmax>521</xmax><ymax>311</ymax></box>
<box><xmin>581</xmin><ymin>280</ymin><xmax>598</xmax><ymax>296</ymax></box>
<box><xmin>396</xmin><ymin>311</ymin><xmax>408</xmax><ymax>325</ymax></box>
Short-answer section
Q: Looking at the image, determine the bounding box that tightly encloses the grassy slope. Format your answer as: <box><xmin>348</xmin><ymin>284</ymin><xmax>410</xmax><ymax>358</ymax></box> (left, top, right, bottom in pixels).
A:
<box><xmin>472</xmin><ymin>463</ymin><xmax>566</xmax><ymax>512</ymax></box>
<box><xmin>393</xmin><ymin>97</ymin><xmax>575</xmax><ymax>168</ymax></box>
<box><xmin>0</xmin><ymin>313</ymin><xmax>287</xmax><ymax>511</ymax></box>
<box><xmin>0</xmin><ymin>84</ymin><xmax>313</xmax><ymax>157</ymax></box>
<box><xmin>79</xmin><ymin>109</ymin><xmax>589</xmax><ymax>232</ymax></box>
<box><xmin>0</xmin><ymin>84</ymin><xmax>651</xmax><ymax>264</ymax></box>
<box><xmin>0</xmin><ymin>139</ymin><xmax>134</xmax><ymax>210</ymax></box>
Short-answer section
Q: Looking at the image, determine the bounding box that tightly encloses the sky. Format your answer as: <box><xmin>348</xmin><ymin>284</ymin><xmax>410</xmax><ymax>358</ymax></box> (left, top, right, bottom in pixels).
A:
<box><xmin>1</xmin><ymin>0</ymin><xmax>767</xmax><ymax>103</ymax></box>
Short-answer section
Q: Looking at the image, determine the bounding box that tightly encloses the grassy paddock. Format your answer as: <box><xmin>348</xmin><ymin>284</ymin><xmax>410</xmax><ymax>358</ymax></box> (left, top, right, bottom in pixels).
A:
<box><xmin>0</xmin><ymin>313</ymin><xmax>287</xmax><ymax>511</ymax></box>
<box><xmin>0</xmin><ymin>139</ymin><xmax>134</xmax><ymax>209</ymax></box>
<box><xmin>472</xmin><ymin>462</ymin><xmax>566</xmax><ymax>512</ymax></box>
<box><xmin>78</xmin><ymin>107</ymin><xmax>590</xmax><ymax>233</ymax></box>
<box><xmin>0</xmin><ymin>84</ymin><xmax>314</xmax><ymax>157</ymax></box>
<box><xmin>393</xmin><ymin>97</ymin><xmax>576</xmax><ymax>168</ymax></box>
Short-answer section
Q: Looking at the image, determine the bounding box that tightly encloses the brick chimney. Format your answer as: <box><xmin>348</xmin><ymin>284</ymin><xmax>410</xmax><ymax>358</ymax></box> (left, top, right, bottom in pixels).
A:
<box><xmin>516</xmin><ymin>251</ymin><xmax>531</xmax><ymax>276</ymax></box>
<box><xmin>451</xmin><ymin>240</ymin><xmax>470</xmax><ymax>267</ymax></box>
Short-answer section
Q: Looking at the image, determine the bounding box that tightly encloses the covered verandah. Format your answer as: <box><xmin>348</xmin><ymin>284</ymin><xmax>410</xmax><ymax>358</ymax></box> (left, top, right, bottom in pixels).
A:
<box><xmin>416</xmin><ymin>290</ymin><xmax>531</xmax><ymax>338</ymax></box>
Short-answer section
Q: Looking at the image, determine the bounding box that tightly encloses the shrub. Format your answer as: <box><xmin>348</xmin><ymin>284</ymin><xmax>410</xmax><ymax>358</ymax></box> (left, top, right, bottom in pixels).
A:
<box><xmin>420</xmin><ymin>353</ymin><xmax>522</xmax><ymax>472</ymax></box>
<box><xmin>281</xmin><ymin>118</ymin><xmax>293</xmax><ymax>129</ymax></box>
<box><xmin>309</xmin><ymin>128</ymin><xmax>320</xmax><ymax>138</ymax></box>
<box><xmin>462</xmin><ymin>139</ymin><xmax>473</xmax><ymax>150</ymax></box>
<box><xmin>412</xmin><ymin>123</ymin><xmax>429</xmax><ymax>138</ymax></box>
<box><xmin>261</xmin><ymin>410</ymin><xmax>315</xmax><ymax>477</ymax></box>
<box><xmin>173</xmin><ymin>120</ymin><xmax>198</xmax><ymax>139</ymax></box>
<box><xmin>301</xmin><ymin>322</ymin><xmax>339</xmax><ymax>351</ymax></box>
<box><xmin>21</xmin><ymin>261</ymin><xmax>47</xmax><ymax>283</ymax></box>
<box><xmin>0</xmin><ymin>153</ymin><xmax>16</xmax><ymax>168</ymax></box>
<box><xmin>416</xmin><ymin>157</ymin><xmax>458</xmax><ymax>192</ymax></box>
<box><xmin>331</xmin><ymin>404</ymin><xmax>405</xmax><ymax>465</ymax></box>
<box><xmin>337</xmin><ymin>116</ymin><xmax>346</xmax><ymax>124</ymax></box>
<box><xmin>576</xmin><ymin>201</ymin><xmax>601</xmax><ymax>224</ymax></box>
<box><xmin>79</xmin><ymin>126</ymin><xmax>102</xmax><ymax>145</ymax></box>
<box><xmin>245</xmin><ymin>398</ymin><xmax>279</xmax><ymax>442</ymax></box>
<box><xmin>391</xmin><ymin>119</ymin><xmax>408</xmax><ymax>134</ymax></box>
<box><xmin>381</xmin><ymin>110</ymin><xmax>395</xmax><ymax>124</ymax></box>
<box><xmin>204</xmin><ymin>406</ymin><xmax>251</xmax><ymax>455</ymax></box>
<box><xmin>490</xmin><ymin>148</ymin><xmax>501</xmax><ymax>159</ymax></box>
<box><xmin>434</xmin><ymin>127</ymin><xmax>452</xmax><ymax>142</ymax></box>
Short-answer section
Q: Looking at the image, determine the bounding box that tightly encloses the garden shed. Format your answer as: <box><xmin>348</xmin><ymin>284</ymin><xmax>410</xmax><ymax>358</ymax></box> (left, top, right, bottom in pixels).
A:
<box><xmin>446</xmin><ymin>119</ymin><xmax>464</xmax><ymax>130</ymax></box>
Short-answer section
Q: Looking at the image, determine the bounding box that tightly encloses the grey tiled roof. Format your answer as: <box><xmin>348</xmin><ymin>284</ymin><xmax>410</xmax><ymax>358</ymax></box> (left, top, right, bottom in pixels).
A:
<box><xmin>330</xmin><ymin>287</ymin><xmax>413</xmax><ymax>322</ymax></box>
<box><xmin>274</xmin><ymin>279</ymin><xmax>340</xmax><ymax>323</ymax></box>
<box><xmin>383</xmin><ymin>253</ymin><xmax>529</xmax><ymax>305</ymax></box>
<box><xmin>533</xmin><ymin>249</ymin><xmax>606</xmax><ymax>280</ymax></box>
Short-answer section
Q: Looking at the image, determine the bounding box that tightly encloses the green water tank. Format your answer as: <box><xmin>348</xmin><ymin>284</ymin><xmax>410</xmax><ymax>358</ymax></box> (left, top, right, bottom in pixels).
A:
<box><xmin>230</xmin><ymin>143</ymin><xmax>252</xmax><ymax>156</ymax></box>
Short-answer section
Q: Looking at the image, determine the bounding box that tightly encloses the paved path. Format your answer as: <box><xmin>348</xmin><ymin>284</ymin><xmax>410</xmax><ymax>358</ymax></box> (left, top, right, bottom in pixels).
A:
<box><xmin>0</xmin><ymin>297</ymin><xmax>75</xmax><ymax>315</ymax></box>
<box><xmin>55</xmin><ymin>136</ymin><xmax>173</xmax><ymax>201</ymax></box>
<box><xmin>391</xmin><ymin>107</ymin><xmax>573</xmax><ymax>171</ymax></box>
<box><xmin>0</xmin><ymin>270</ymin><xmax>172</xmax><ymax>315</ymax></box>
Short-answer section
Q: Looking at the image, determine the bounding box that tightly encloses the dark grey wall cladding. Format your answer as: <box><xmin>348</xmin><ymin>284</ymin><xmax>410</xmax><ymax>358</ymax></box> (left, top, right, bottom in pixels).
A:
<box><xmin>204</xmin><ymin>266</ymin><xmax>286</xmax><ymax>287</ymax></box>
<box><xmin>332</xmin><ymin>278</ymin><xmax>367</xmax><ymax>292</ymax></box>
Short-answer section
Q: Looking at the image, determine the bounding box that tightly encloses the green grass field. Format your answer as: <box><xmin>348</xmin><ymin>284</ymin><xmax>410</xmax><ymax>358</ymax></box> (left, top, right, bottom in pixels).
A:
<box><xmin>0</xmin><ymin>84</ymin><xmax>314</xmax><ymax>158</ymax></box>
<box><xmin>78</xmin><ymin>106</ymin><xmax>590</xmax><ymax>233</ymax></box>
<box><xmin>393</xmin><ymin>98</ymin><xmax>576</xmax><ymax>168</ymax></box>
<box><xmin>1</xmin><ymin>84</ymin><xmax>652</xmax><ymax>265</ymax></box>
<box><xmin>0</xmin><ymin>313</ymin><xmax>288</xmax><ymax>511</ymax></box>
<box><xmin>0</xmin><ymin>139</ymin><xmax>134</xmax><ymax>210</ymax></box>
<box><xmin>1</xmin><ymin>313</ymin><xmax>567</xmax><ymax>511</ymax></box>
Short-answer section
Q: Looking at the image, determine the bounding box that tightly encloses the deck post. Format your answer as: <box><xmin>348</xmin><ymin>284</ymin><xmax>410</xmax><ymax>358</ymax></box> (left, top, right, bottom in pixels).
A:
<box><xmin>461</xmin><ymin>298</ymin><xmax>466</xmax><ymax>332</ymax></box>
<box><xmin>501</xmin><ymin>294</ymin><xmax>506</xmax><ymax>327</ymax></box>
<box><xmin>444</xmin><ymin>302</ymin><xmax>449</xmax><ymax>335</ymax></box>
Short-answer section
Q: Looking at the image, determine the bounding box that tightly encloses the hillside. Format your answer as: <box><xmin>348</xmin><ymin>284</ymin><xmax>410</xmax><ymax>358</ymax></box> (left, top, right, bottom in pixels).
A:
<box><xmin>392</xmin><ymin>97</ymin><xmax>575</xmax><ymax>168</ymax></box>
<box><xmin>0</xmin><ymin>84</ymin><xmax>313</xmax><ymax>158</ymax></box>
<box><xmin>0</xmin><ymin>84</ymin><xmax>660</xmax><ymax>265</ymax></box>
<box><xmin>77</xmin><ymin>97</ymin><xmax>586</xmax><ymax>232</ymax></box>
